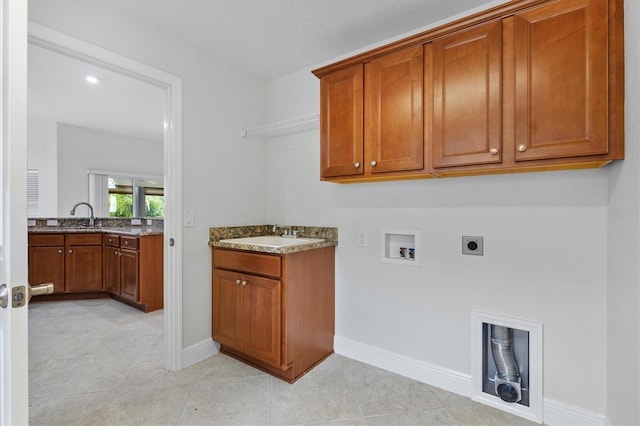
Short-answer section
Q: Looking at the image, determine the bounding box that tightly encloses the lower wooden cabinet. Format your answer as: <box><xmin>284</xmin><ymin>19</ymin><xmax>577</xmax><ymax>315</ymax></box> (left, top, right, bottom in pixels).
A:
<box><xmin>28</xmin><ymin>233</ymin><xmax>103</xmax><ymax>293</ymax></box>
<box><xmin>65</xmin><ymin>233</ymin><xmax>103</xmax><ymax>292</ymax></box>
<box><xmin>28</xmin><ymin>231</ymin><xmax>163</xmax><ymax>312</ymax></box>
<box><xmin>28</xmin><ymin>233</ymin><xmax>65</xmax><ymax>293</ymax></box>
<box><xmin>103</xmin><ymin>233</ymin><xmax>163</xmax><ymax>312</ymax></box>
<box><xmin>212</xmin><ymin>268</ymin><xmax>281</xmax><ymax>367</ymax></box>
<box><xmin>212</xmin><ymin>246</ymin><xmax>335</xmax><ymax>382</ymax></box>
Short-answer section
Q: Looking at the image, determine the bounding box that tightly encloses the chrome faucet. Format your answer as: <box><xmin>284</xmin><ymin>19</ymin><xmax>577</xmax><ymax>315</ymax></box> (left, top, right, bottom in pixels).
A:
<box><xmin>70</xmin><ymin>202</ymin><xmax>95</xmax><ymax>227</ymax></box>
<box><xmin>272</xmin><ymin>224</ymin><xmax>297</xmax><ymax>238</ymax></box>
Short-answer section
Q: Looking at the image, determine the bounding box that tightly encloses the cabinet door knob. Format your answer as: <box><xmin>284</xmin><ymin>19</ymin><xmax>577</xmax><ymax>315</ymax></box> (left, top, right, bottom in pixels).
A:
<box><xmin>68</xmin><ymin>249</ymin><xmax>73</xmax><ymax>254</ymax></box>
<box><xmin>490</xmin><ymin>148</ymin><xmax>499</xmax><ymax>155</ymax></box>
<box><xmin>370</xmin><ymin>160</ymin><xmax>377</xmax><ymax>167</ymax></box>
<box><xmin>518</xmin><ymin>144</ymin><xmax>527</xmax><ymax>152</ymax></box>
<box><xmin>354</xmin><ymin>162</ymin><xmax>360</xmax><ymax>168</ymax></box>
<box><xmin>58</xmin><ymin>249</ymin><xmax>63</xmax><ymax>254</ymax></box>
<box><xmin>235</xmin><ymin>279</ymin><xmax>241</xmax><ymax>285</ymax></box>
<box><xmin>124</xmin><ymin>241</ymin><xmax>129</xmax><ymax>245</ymax></box>
<box><xmin>241</xmin><ymin>280</ymin><xmax>248</xmax><ymax>286</ymax></box>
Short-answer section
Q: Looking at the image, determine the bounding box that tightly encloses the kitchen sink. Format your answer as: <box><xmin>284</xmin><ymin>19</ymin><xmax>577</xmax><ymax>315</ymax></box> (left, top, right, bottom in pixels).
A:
<box><xmin>219</xmin><ymin>235</ymin><xmax>324</xmax><ymax>248</ymax></box>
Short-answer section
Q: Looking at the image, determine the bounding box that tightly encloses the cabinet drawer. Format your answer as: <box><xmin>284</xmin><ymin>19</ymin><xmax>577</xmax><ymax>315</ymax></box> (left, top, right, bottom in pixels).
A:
<box><xmin>66</xmin><ymin>233</ymin><xmax>102</xmax><ymax>245</ymax></box>
<box><xmin>29</xmin><ymin>233</ymin><xmax>64</xmax><ymax>246</ymax></box>
<box><xmin>213</xmin><ymin>249</ymin><xmax>281</xmax><ymax>278</ymax></box>
<box><xmin>120</xmin><ymin>236</ymin><xmax>139</xmax><ymax>250</ymax></box>
<box><xmin>104</xmin><ymin>234</ymin><xmax>120</xmax><ymax>247</ymax></box>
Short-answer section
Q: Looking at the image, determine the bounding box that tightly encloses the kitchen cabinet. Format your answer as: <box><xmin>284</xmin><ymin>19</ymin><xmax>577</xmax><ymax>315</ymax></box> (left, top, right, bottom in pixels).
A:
<box><xmin>103</xmin><ymin>235</ymin><xmax>120</xmax><ymax>294</ymax></box>
<box><xmin>319</xmin><ymin>64</ymin><xmax>363</xmax><ymax>179</ymax></box>
<box><xmin>103</xmin><ymin>233</ymin><xmax>163</xmax><ymax>312</ymax></box>
<box><xmin>365</xmin><ymin>45</ymin><xmax>424</xmax><ymax>175</ymax></box>
<box><xmin>28</xmin><ymin>233</ymin><xmax>65</xmax><ymax>293</ymax></box>
<box><xmin>65</xmin><ymin>233</ymin><xmax>103</xmax><ymax>293</ymax></box>
<box><xmin>428</xmin><ymin>20</ymin><xmax>502</xmax><ymax>168</ymax></box>
<box><xmin>313</xmin><ymin>0</ymin><xmax>624</xmax><ymax>181</ymax></box>
<box><xmin>511</xmin><ymin>0</ymin><xmax>609</xmax><ymax>161</ymax></box>
<box><xmin>212</xmin><ymin>246</ymin><xmax>335</xmax><ymax>382</ymax></box>
<box><xmin>319</xmin><ymin>46</ymin><xmax>426</xmax><ymax>181</ymax></box>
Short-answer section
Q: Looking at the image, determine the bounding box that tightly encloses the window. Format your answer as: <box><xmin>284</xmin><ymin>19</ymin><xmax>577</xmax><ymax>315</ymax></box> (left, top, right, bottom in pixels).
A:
<box><xmin>108</xmin><ymin>177</ymin><xmax>164</xmax><ymax>218</ymax></box>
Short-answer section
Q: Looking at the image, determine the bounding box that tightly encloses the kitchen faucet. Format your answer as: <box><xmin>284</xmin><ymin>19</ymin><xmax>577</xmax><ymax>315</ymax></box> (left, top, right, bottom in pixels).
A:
<box><xmin>70</xmin><ymin>202</ymin><xmax>95</xmax><ymax>227</ymax></box>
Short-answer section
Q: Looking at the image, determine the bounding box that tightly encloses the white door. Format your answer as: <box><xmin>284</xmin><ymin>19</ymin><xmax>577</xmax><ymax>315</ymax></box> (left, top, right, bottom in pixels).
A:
<box><xmin>0</xmin><ymin>0</ymin><xmax>29</xmax><ymax>424</ymax></box>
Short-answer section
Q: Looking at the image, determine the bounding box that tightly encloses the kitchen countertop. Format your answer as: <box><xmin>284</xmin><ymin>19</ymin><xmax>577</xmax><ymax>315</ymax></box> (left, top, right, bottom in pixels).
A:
<box><xmin>28</xmin><ymin>226</ymin><xmax>163</xmax><ymax>236</ymax></box>
<box><xmin>209</xmin><ymin>224</ymin><xmax>338</xmax><ymax>255</ymax></box>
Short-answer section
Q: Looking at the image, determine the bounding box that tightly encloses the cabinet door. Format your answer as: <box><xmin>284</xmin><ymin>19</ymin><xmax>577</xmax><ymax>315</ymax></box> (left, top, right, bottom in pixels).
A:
<box><xmin>212</xmin><ymin>269</ymin><xmax>243</xmax><ymax>351</ymax></box>
<box><xmin>320</xmin><ymin>64</ymin><xmax>364</xmax><ymax>178</ymax></box>
<box><xmin>28</xmin><ymin>246</ymin><xmax>64</xmax><ymax>293</ymax></box>
<box><xmin>430</xmin><ymin>20</ymin><xmax>502</xmax><ymax>168</ymax></box>
<box><xmin>512</xmin><ymin>0</ymin><xmax>607</xmax><ymax>161</ymax></box>
<box><xmin>65</xmin><ymin>245</ymin><xmax>103</xmax><ymax>292</ymax></box>
<box><xmin>365</xmin><ymin>45</ymin><xmax>423</xmax><ymax>174</ymax></box>
<box><xmin>119</xmin><ymin>249</ymin><xmax>139</xmax><ymax>302</ymax></box>
<box><xmin>103</xmin><ymin>246</ymin><xmax>120</xmax><ymax>295</ymax></box>
<box><xmin>242</xmin><ymin>274</ymin><xmax>281</xmax><ymax>367</ymax></box>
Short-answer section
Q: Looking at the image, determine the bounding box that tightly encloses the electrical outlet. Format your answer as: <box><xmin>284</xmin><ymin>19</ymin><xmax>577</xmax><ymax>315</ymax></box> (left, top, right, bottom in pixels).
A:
<box><xmin>358</xmin><ymin>231</ymin><xmax>368</xmax><ymax>247</ymax></box>
<box><xmin>462</xmin><ymin>236</ymin><xmax>483</xmax><ymax>256</ymax></box>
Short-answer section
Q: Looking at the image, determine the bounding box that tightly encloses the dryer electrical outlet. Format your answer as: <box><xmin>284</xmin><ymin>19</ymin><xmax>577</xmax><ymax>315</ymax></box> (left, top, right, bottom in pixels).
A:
<box><xmin>462</xmin><ymin>236</ymin><xmax>484</xmax><ymax>256</ymax></box>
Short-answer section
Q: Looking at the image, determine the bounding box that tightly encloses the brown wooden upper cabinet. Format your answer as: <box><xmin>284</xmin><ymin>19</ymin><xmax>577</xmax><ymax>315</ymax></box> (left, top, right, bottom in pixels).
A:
<box><xmin>319</xmin><ymin>46</ymin><xmax>427</xmax><ymax>181</ymax></box>
<box><xmin>313</xmin><ymin>0</ymin><xmax>624</xmax><ymax>182</ymax></box>
<box><xmin>428</xmin><ymin>20</ymin><xmax>502</xmax><ymax>168</ymax></box>
<box><xmin>319</xmin><ymin>64</ymin><xmax>363</xmax><ymax>178</ymax></box>
<box><xmin>365</xmin><ymin>45</ymin><xmax>424</xmax><ymax>175</ymax></box>
<box><xmin>511</xmin><ymin>0</ymin><xmax>608</xmax><ymax>161</ymax></box>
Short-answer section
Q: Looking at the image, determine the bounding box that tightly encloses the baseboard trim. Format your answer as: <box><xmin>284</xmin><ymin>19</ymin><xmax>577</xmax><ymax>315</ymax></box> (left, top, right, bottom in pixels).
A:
<box><xmin>334</xmin><ymin>336</ymin><xmax>471</xmax><ymax>397</ymax></box>
<box><xmin>334</xmin><ymin>335</ymin><xmax>606</xmax><ymax>426</ymax></box>
<box><xmin>543</xmin><ymin>398</ymin><xmax>607</xmax><ymax>426</ymax></box>
<box><xmin>182</xmin><ymin>338</ymin><xmax>218</xmax><ymax>369</ymax></box>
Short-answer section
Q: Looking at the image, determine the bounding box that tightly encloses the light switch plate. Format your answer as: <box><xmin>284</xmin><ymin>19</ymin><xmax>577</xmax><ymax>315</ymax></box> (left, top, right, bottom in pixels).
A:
<box><xmin>358</xmin><ymin>231</ymin><xmax>368</xmax><ymax>247</ymax></box>
<box><xmin>462</xmin><ymin>236</ymin><xmax>483</xmax><ymax>256</ymax></box>
<box><xmin>184</xmin><ymin>209</ymin><xmax>194</xmax><ymax>227</ymax></box>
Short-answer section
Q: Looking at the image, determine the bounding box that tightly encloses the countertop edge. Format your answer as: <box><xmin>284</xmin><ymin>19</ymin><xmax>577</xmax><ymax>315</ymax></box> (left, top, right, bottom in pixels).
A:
<box><xmin>210</xmin><ymin>239</ymin><xmax>337</xmax><ymax>255</ymax></box>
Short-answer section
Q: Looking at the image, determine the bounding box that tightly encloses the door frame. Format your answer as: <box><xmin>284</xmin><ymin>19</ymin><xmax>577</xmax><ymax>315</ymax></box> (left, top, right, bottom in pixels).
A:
<box><xmin>27</xmin><ymin>23</ymin><xmax>184</xmax><ymax>371</ymax></box>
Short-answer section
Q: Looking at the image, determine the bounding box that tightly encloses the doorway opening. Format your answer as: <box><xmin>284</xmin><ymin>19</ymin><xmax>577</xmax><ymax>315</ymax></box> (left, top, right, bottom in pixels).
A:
<box><xmin>27</xmin><ymin>22</ymin><xmax>183</xmax><ymax>372</ymax></box>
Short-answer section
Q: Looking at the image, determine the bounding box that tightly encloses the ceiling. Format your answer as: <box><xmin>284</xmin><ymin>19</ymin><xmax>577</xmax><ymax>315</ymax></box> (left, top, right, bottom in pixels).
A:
<box><xmin>28</xmin><ymin>0</ymin><xmax>502</xmax><ymax>141</ymax></box>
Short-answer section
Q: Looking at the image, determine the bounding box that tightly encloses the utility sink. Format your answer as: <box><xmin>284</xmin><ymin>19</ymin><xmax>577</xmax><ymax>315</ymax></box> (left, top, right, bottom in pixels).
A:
<box><xmin>219</xmin><ymin>235</ymin><xmax>324</xmax><ymax>248</ymax></box>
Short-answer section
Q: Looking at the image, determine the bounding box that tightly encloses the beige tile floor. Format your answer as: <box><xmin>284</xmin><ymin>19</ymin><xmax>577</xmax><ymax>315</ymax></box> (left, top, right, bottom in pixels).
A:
<box><xmin>29</xmin><ymin>299</ymin><xmax>536</xmax><ymax>425</ymax></box>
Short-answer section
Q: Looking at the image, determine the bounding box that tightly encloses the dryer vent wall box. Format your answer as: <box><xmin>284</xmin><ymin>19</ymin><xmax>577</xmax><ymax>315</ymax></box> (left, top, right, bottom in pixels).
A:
<box><xmin>381</xmin><ymin>228</ymin><xmax>421</xmax><ymax>267</ymax></box>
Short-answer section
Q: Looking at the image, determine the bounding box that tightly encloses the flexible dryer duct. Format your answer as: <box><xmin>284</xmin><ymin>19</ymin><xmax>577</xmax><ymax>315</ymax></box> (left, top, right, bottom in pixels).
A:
<box><xmin>490</xmin><ymin>325</ymin><xmax>522</xmax><ymax>403</ymax></box>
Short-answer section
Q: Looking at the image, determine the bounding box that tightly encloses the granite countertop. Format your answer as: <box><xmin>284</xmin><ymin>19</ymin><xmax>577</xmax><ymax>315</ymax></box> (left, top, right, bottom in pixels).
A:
<box><xmin>209</xmin><ymin>225</ymin><xmax>338</xmax><ymax>255</ymax></box>
<box><xmin>28</xmin><ymin>218</ymin><xmax>164</xmax><ymax>237</ymax></box>
<box><xmin>29</xmin><ymin>227</ymin><xmax>163</xmax><ymax>236</ymax></box>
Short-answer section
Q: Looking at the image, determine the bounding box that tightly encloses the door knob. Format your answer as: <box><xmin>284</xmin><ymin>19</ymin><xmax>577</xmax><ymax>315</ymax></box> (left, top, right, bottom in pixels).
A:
<box><xmin>0</xmin><ymin>283</ymin><xmax>53</xmax><ymax>309</ymax></box>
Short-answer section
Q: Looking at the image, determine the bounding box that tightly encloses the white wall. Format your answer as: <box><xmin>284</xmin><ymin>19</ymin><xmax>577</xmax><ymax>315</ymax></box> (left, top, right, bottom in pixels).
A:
<box><xmin>28</xmin><ymin>1</ymin><xmax>269</xmax><ymax>348</ymax></box>
<box><xmin>606</xmin><ymin>0</ymin><xmax>640</xmax><ymax>424</ymax></box>
<box><xmin>26</xmin><ymin>118</ymin><xmax>57</xmax><ymax>216</ymax></box>
<box><xmin>265</xmin><ymin>35</ymin><xmax>615</xmax><ymax>426</ymax></box>
<box><xmin>55</xmin><ymin>123</ymin><xmax>163</xmax><ymax>217</ymax></box>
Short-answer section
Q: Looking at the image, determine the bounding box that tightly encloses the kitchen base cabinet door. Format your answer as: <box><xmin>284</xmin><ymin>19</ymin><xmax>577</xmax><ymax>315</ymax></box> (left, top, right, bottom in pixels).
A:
<box><xmin>28</xmin><ymin>246</ymin><xmax>65</xmax><ymax>293</ymax></box>
<box><xmin>65</xmin><ymin>245</ymin><xmax>103</xmax><ymax>292</ymax></box>
<box><xmin>119</xmin><ymin>249</ymin><xmax>139</xmax><ymax>303</ymax></box>
<box><xmin>103</xmin><ymin>246</ymin><xmax>120</xmax><ymax>295</ymax></box>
